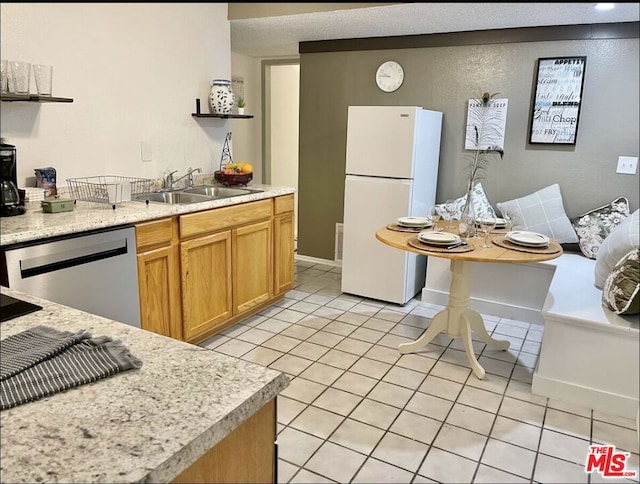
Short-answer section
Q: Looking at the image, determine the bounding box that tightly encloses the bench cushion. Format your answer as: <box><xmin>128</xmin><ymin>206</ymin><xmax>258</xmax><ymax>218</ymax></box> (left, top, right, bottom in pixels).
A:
<box><xmin>595</xmin><ymin>209</ymin><xmax>639</xmax><ymax>289</ymax></box>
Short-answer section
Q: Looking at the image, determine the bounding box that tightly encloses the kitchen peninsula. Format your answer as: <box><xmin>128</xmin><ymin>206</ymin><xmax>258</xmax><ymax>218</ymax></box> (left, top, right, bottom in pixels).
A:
<box><xmin>0</xmin><ymin>285</ymin><xmax>290</xmax><ymax>483</ymax></box>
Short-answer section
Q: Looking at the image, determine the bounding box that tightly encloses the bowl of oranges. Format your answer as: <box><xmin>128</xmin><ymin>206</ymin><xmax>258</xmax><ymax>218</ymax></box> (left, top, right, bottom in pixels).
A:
<box><xmin>214</xmin><ymin>162</ymin><xmax>254</xmax><ymax>186</ymax></box>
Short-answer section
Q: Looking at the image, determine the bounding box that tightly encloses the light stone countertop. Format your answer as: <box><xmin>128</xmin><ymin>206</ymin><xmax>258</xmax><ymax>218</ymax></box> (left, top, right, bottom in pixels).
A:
<box><xmin>0</xmin><ymin>286</ymin><xmax>290</xmax><ymax>484</ymax></box>
<box><xmin>0</xmin><ymin>183</ymin><xmax>296</xmax><ymax>247</ymax></box>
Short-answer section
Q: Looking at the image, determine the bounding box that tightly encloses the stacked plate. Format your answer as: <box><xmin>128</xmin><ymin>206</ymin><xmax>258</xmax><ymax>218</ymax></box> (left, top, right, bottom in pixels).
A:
<box><xmin>418</xmin><ymin>231</ymin><xmax>462</xmax><ymax>247</ymax></box>
<box><xmin>477</xmin><ymin>217</ymin><xmax>508</xmax><ymax>228</ymax></box>
<box><xmin>506</xmin><ymin>230</ymin><xmax>550</xmax><ymax>247</ymax></box>
<box><xmin>397</xmin><ymin>217</ymin><xmax>433</xmax><ymax>229</ymax></box>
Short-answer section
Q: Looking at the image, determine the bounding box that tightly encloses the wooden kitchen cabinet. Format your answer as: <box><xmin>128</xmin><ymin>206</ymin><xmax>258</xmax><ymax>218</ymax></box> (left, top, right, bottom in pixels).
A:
<box><xmin>233</xmin><ymin>220</ymin><xmax>272</xmax><ymax>314</ymax></box>
<box><xmin>273</xmin><ymin>195</ymin><xmax>295</xmax><ymax>295</ymax></box>
<box><xmin>136</xmin><ymin>218</ymin><xmax>183</xmax><ymax>340</ymax></box>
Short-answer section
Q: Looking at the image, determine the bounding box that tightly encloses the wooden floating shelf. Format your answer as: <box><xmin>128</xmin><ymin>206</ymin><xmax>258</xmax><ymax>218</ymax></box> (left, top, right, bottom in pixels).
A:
<box><xmin>1</xmin><ymin>94</ymin><xmax>74</xmax><ymax>103</ymax></box>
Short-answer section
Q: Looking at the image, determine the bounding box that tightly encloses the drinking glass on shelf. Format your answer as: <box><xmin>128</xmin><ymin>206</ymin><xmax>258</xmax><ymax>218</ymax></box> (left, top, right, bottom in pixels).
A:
<box><xmin>444</xmin><ymin>200</ymin><xmax>457</xmax><ymax>229</ymax></box>
<box><xmin>427</xmin><ymin>205</ymin><xmax>441</xmax><ymax>230</ymax></box>
<box><xmin>479</xmin><ymin>217</ymin><xmax>497</xmax><ymax>248</ymax></box>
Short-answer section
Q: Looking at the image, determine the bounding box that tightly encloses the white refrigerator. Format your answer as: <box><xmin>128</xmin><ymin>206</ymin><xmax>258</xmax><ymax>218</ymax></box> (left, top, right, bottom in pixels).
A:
<box><xmin>341</xmin><ymin>106</ymin><xmax>443</xmax><ymax>305</ymax></box>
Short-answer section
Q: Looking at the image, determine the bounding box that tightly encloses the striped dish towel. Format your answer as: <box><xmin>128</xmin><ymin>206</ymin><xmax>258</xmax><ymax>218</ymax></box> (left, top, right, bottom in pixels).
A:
<box><xmin>0</xmin><ymin>325</ymin><xmax>142</xmax><ymax>410</ymax></box>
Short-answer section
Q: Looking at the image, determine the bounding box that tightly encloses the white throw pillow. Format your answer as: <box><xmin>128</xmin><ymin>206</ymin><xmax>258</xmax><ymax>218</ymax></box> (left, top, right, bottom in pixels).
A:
<box><xmin>435</xmin><ymin>182</ymin><xmax>496</xmax><ymax>220</ymax></box>
<box><xmin>595</xmin><ymin>209</ymin><xmax>640</xmax><ymax>289</ymax></box>
<box><xmin>496</xmin><ymin>184</ymin><xmax>578</xmax><ymax>244</ymax></box>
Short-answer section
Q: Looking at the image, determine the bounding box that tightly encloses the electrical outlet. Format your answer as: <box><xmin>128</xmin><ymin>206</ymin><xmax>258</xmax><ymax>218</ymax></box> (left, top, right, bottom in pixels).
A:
<box><xmin>141</xmin><ymin>141</ymin><xmax>152</xmax><ymax>162</ymax></box>
<box><xmin>616</xmin><ymin>156</ymin><xmax>638</xmax><ymax>175</ymax></box>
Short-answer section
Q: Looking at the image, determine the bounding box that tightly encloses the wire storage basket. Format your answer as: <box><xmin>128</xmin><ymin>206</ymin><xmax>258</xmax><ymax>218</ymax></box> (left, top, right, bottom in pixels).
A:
<box><xmin>66</xmin><ymin>176</ymin><xmax>153</xmax><ymax>207</ymax></box>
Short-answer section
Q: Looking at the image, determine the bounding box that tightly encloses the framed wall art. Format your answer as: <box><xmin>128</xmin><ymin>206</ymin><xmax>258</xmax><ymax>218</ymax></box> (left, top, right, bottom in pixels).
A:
<box><xmin>529</xmin><ymin>56</ymin><xmax>586</xmax><ymax>145</ymax></box>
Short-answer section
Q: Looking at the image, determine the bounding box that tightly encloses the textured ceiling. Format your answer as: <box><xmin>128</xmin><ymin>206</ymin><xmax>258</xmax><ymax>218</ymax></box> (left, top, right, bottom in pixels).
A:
<box><xmin>231</xmin><ymin>2</ymin><xmax>640</xmax><ymax>57</ymax></box>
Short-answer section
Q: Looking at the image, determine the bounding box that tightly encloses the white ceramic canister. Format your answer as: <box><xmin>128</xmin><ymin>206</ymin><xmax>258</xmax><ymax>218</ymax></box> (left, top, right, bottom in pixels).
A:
<box><xmin>209</xmin><ymin>79</ymin><xmax>235</xmax><ymax>114</ymax></box>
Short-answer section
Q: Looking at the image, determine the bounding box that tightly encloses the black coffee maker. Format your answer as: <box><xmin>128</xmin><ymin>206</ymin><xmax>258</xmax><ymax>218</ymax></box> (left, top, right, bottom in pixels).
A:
<box><xmin>0</xmin><ymin>142</ymin><xmax>26</xmax><ymax>217</ymax></box>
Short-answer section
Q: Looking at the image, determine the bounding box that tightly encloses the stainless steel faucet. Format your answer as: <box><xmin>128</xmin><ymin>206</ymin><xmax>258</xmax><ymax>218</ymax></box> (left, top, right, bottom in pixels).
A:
<box><xmin>165</xmin><ymin>167</ymin><xmax>202</xmax><ymax>189</ymax></box>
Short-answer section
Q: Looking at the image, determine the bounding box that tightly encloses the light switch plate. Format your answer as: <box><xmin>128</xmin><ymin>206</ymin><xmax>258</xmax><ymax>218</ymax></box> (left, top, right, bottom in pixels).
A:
<box><xmin>616</xmin><ymin>156</ymin><xmax>638</xmax><ymax>175</ymax></box>
<box><xmin>140</xmin><ymin>141</ymin><xmax>152</xmax><ymax>162</ymax></box>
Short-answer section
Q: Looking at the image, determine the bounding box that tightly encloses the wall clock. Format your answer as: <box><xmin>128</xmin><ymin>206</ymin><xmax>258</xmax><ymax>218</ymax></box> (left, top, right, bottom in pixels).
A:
<box><xmin>375</xmin><ymin>61</ymin><xmax>404</xmax><ymax>92</ymax></box>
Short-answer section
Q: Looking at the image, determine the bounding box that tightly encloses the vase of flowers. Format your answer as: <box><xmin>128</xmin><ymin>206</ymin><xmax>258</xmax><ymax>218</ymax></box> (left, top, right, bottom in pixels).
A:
<box><xmin>458</xmin><ymin>91</ymin><xmax>505</xmax><ymax>237</ymax></box>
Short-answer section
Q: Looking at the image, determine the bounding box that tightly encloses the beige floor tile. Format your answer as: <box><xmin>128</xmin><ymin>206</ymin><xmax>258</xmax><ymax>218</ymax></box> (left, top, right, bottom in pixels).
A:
<box><xmin>418</xmin><ymin>375</ymin><xmax>464</xmax><ymax>401</ymax></box>
<box><xmin>323</xmin><ymin>320</ymin><xmax>358</xmax><ymax>336</ymax></box>
<box><xmin>277</xmin><ymin>459</ymin><xmax>299</xmax><ymax>484</ymax></box>
<box><xmin>389</xmin><ymin>410</ymin><xmax>442</xmax><ymax>444</ymax></box>
<box><xmin>289</xmin><ymin>341</ymin><xmax>330</xmax><ymax>361</ymax></box>
<box><xmin>277</xmin><ymin>427</ymin><xmax>324</xmax><ymax>467</ymax></box>
<box><xmin>405</xmin><ymin>391</ymin><xmax>453</xmax><ymax>422</ymax></box>
<box><xmin>383</xmin><ymin>365</ymin><xmax>426</xmax><ymax>390</ymax></box>
<box><xmin>328</xmin><ymin>418</ymin><xmax>385</xmax><ymax>455</ymax></box>
<box><xmin>281</xmin><ymin>324</ymin><xmax>318</xmax><ymax>340</ymax></box>
<box><xmin>335</xmin><ymin>311</ymin><xmax>368</xmax><ymax>324</ymax></box>
<box><xmin>350</xmin><ymin>398</ymin><xmax>401</xmax><ymax>430</ymax></box>
<box><xmin>312</xmin><ymin>306</ymin><xmax>346</xmax><ymax>320</ymax></box>
<box><xmin>505</xmin><ymin>379</ymin><xmax>548</xmax><ymax>406</ymax></box>
<box><xmin>510</xmin><ymin>364</ymin><xmax>534</xmax><ymax>384</ymax></box>
<box><xmin>592</xmin><ymin>410</ymin><xmax>639</xmax><ymax>431</ymax></box>
<box><xmin>418</xmin><ymin>447</ymin><xmax>477</xmax><ymax>483</ymax></box>
<box><xmin>277</xmin><ymin>396</ymin><xmax>308</xmax><ymax>425</ymax></box>
<box><xmin>256</xmin><ymin>318</ymin><xmax>292</xmax><ymax>334</ymax></box>
<box><xmin>481</xmin><ymin>437</ymin><xmax>536</xmax><ymax>479</ymax></box>
<box><xmin>297</xmin><ymin>314</ymin><xmax>332</xmax><ymax>330</ymax></box>
<box><xmin>349</xmin><ymin>326</ymin><xmax>385</xmax><ymax>344</ymax></box>
<box><xmin>477</xmin><ymin>355</ymin><xmax>515</xmax><ymax>378</ymax></box>
<box><xmin>334</xmin><ymin>337</ymin><xmax>374</xmax><ymax>356</ymax></box>
<box><xmin>466</xmin><ymin>371</ymin><xmax>509</xmax><ymax>395</ymax></box>
<box><xmin>350</xmin><ymin>357</ymin><xmax>391</xmax><ymax>379</ymax></box>
<box><xmin>367</xmin><ymin>381</ymin><xmax>414</xmax><ymax>409</ymax></box>
<box><xmin>457</xmin><ymin>385</ymin><xmax>503</xmax><ymax>414</ymax></box>
<box><xmin>312</xmin><ymin>387</ymin><xmax>362</xmax><ymax>416</ymax></box>
<box><xmin>317</xmin><ymin>348</ymin><xmax>359</xmax><ymax>370</ymax></box>
<box><xmin>274</xmin><ymin>308</ymin><xmax>308</xmax><ymax>324</ymax></box>
<box><xmin>362</xmin><ymin>317</ymin><xmax>396</xmax><ymax>333</ymax></box>
<box><xmin>289</xmin><ymin>405</ymin><xmax>344</xmax><ymax>439</ymax></box>
<box><xmin>303</xmin><ymin>293</ymin><xmax>335</xmax><ymax>306</ymax></box>
<box><xmin>263</xmin><ymin>334</ymin><xmax>302</xmax><ymax>352</ymax></box>
<box><xmin>351</xmin><ymin>457</ymin><xmax>413</xmax><ymax>483</ymax></box>
<box><xmin>279</xmin><ymin>377</ymin><xmax>327</xmax><ymax>404</ymax></box>
<box><xmin>362</xmin><ymin>345</ymin><xmax>401</xmax><ymax>364</ymax></box>
<box><xmin>215</xmin><ymin>338</ymin><xmax>255</xmax><ymax>357</ymax></box>
<box><xmin>200</xmin><ymin>334</ymin><xmax>230</xmax><ymax>349</ymax></box>
<box><xmin>331</xmin><ymin>371</ymin><xmax>378</xmax><ymax>396</ymax></box>
<box><xmin>290</xmin><ymin>468</ymin><xmax>336</xmax><ymax>483</ymax></box>
<box><xmin>269</xmin><ymin>354</ymin><xmax>314</xmax><ymax>376</ymax></box>
<box><xmin>289</xmin><ymin>301</ymin><xmax>321</xmax><ymax>314</ymax></box>
<box><xmin>371</xmin><ymin>431</ymin><xmax>429</xmax><ymax>472</ymax></box>
<box><xmin>490</xmin><ymin>415</ymin><xmax>542</xmax><ymax>451</ymax></box>
<box><xmin>592</xmin><ymin>420</ymin><xmax>640</xmax><ymax>453</ymax></box>
<box><xmin>376</xmin><ymin>333</ymin><xmax>414</xmax><ymax>349</ymax></box>
<box><xmin>395</xmin><ymin>353</ymin><xmax>437</xmax><ymax>374</ymax></box>
<box><xmin>474</xmin><ymin>464</ymin><xmax>529</xmax><ymax>483</ymax></box>
<box><xmin>498</xmin><ymin>395</ymin><xmax>546</xmax><ymax>427</ymax></box>
<box><xmin>306</xmin><ymin>330</ymin><xmax>345</xmax><ymax>348</ymax></box>
<box><xmin>221</xmin><ymin>323</ymin><xmax>251</xmax><ymax>337</ymax></box>
<box><xmin>446</xmin><ymin>403</ymin><xmax>496</xmax><ymax>436</ymax></box>
<box><xmin>325</xmin><ymin>298</ymin><xmax>357</xmax><ymax>312</ymax></box>
<box><xmin>440</xmin><ymin>347</ymin><xmax>473</xmax><ymax>368</ymax></box>
<box><xmin>533</xmin><ymin>453</ymin><xmax>588</xmax><ymax>483</ymax></box>
<box><xmin>539</xmin><ymin>428</ymin><xmax>592</xmax><ymax>465</ymax></box>
<box><xmin>298</xmin><ymin>362</ymin><xmax>344</xmax><ymax>386</ymax></box>
<box><xmin>389</xmin><ymin>323</ymin><xmax>424</xmax><ymax>340</ymax></box>
<box><xmin>432</xmin><ymin>424</ymin><xmax>488</xmax><ymax>461</ymax></box>
<box><xmin>304</xmin><ymin>441</ymin><xmax>367</xmax><ymax>483</ymax></box>
<box><xmin>546</xmin><ymin>397</ymin><xmax>592</xmax><ymax>418</ymax></box>
<box><xmin>375</xmin><ymin>309</ymin><xmax>407</xmax><ymax>323</ymax></box>
<box><xmin>544</xmin><ymin>408</ymin><xmax>591</xmax><ymax>440</ymax></box>
<box><xmin>241</xmin><ymin>346</ymin><xmax>284</xmax><ymax>366</ymax></box>
<box><xmin>430</xmin><ymin>360</ymin><xmax>472</xmax><ymax>383</ymax></box>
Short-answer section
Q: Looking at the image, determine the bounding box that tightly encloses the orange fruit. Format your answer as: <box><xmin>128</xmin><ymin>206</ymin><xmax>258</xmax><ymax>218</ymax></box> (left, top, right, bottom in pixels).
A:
<box><xmin>242</xmin><ymin>163</ymin><xmax>253</xmax><ymax>174</ymax></box>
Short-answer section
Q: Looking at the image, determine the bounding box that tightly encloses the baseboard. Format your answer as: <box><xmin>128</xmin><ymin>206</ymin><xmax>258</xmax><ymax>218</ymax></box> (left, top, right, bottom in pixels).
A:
<box><xmin>421</xmin><ymin>287</ymin><xmax>544</xmax><ymax>324</ymax></box>
<box><xmin>532</xmin><ymin>370</ymin><xmax>640</xmax><ymax>421</ymax></box>
<box><xmin>294</xmin><ymin>254</ymin><xmax>342</xmax><ymax>268</ymax></box>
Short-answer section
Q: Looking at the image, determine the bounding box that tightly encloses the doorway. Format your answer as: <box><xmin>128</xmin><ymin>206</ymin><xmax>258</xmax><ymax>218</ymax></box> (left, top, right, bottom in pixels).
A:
<box><xmin>262</xmin><ymin>60</ymin><xmax>300</xmax><ymax>248</ymax></box>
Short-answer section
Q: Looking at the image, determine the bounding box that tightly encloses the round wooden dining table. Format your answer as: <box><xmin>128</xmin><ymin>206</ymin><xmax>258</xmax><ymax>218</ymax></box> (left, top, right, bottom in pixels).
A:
<box><xmin>376</xmin><ymin>222</ymin><xmax>563</xmax><ymax>379</ymax></box>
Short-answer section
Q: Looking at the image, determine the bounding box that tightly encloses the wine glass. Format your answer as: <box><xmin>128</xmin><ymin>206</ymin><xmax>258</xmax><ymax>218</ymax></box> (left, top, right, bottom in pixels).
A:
<box><xmin>444</xmin><ymin>200</ymin><xmax>457</xmax><ymax>229</ymax></box>
<box><xmin>479</xmin><ymin>217</ymin><xmax>497</xmax><ymax>248</ymax></box>
<box><xmin>427</xmin><ymin>205</ymin><xmax>441</xmax><ymax>230</ymax></box>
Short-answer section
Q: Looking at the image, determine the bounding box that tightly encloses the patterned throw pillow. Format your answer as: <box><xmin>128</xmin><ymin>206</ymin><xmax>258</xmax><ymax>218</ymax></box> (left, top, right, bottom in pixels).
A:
<box><xmin>603</xmin><ymin>247</ymin><xmax>640</xmax><ymax>315</ymax></box>
<box><xmin>570</xmin><ymin>197</ymin><xmax>630</xmax><ymax>259</ymax></box>
<box><xmin>496</xmin><ymin>184</ymin><xmax>578</xmax><ymax>244</ymax></box>
<box><xmin>595</xmin><ymin>209</ymin><xmax>640</xmax><ymax>288</ymax></box>
<box><xmin>435</xmin><ymin>183</ymin><xmax>496</xmax><ymax>220</ymax></box>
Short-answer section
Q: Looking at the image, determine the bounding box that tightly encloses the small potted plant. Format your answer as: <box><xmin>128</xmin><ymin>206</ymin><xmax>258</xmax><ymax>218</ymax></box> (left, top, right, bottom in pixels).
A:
<box><xmin>236</xmin><ymin>96</ymin><xmax>246</xmax><ymax>115</ymax></box>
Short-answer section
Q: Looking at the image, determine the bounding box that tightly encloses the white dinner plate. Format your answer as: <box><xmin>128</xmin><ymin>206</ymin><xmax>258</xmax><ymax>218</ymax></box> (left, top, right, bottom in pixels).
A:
<box><xmin>418</xmin><ymin>231</ymin><xmax>461</xmax><ymax>246</ymax></box>
<box><xmin>477</xmin><ymin>217</ymin><xmax>507</xmax><ymax>227</ymax></box>
<box><xmin>397</xmin><ymin>217</ymin><xmax>433</xmax><ymax>228</ymax></box>
<box><xmin>506</xmin><ymin>230</ymin><xmax>550</xmax><ymax>247</ymax></box>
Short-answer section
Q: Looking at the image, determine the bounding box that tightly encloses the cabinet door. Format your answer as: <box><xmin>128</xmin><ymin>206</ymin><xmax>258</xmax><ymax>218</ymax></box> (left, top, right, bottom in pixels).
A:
<box><xmin>273</xmin><ymin>212</ymin><xmax>295</xmax><ymax>295</ymax></box>
<box><xmin>233</xmin><ymin>220</ymin><xmax>272</xmax><ymax>315</ymax></box>
<box><xmin>181</xmin><ymin>231</ymin><xmax>232</xmax><ymax>340</ymax></box>
<box><xmin>137</xmin><ymin>244</ymin><xmax>182</xmax><ymax>339</ymax></box>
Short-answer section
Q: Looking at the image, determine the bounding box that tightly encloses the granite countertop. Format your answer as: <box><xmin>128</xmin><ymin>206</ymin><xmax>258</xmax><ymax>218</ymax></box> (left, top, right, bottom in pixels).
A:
<box><xmin>0</xmin><ymin>286</ymin><xmax>289</xmax><ymax>483</ymax></box>
<box><xmin>0</xmin><ymin>182</ymin><xmax>296</xmax><ymax>247</ymax></box>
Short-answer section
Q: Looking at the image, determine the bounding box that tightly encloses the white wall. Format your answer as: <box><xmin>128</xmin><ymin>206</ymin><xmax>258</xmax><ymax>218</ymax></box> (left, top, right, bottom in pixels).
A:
<box><xmin>1</xmin><ymin>3</ymin><xmax>231</xmax><ymax>187</ymax></box>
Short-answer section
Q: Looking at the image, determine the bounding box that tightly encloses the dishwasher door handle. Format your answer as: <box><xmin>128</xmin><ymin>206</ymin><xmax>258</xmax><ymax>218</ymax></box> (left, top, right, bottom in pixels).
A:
<box><xmin>19</xmin><ymin>238</ymin><xmax>129</xmax><ymax>279</ymax></box>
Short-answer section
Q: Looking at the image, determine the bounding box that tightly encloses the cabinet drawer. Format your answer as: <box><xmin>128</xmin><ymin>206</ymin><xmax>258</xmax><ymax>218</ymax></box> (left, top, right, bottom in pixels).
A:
<box><xmin>180</xmin><ymin>200</ymin><xmax>272</xmax><ymax>239</ymax></box>
<box><xmin>274</xmin><ymin>194</ymin><xmax>294</xmax><ymax>214</ymax></box>
<box><xmin>136</xmin><ymin>218</ymin><xmax>177</xmax><ymax>251</ymax></box>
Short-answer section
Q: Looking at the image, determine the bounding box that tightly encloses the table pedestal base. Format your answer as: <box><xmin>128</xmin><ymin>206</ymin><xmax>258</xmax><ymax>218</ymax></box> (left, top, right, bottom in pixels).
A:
<box><xmin>399</xmin><ymin>259</ymin><xmax>510</xmax><ymax>379</ymax></box>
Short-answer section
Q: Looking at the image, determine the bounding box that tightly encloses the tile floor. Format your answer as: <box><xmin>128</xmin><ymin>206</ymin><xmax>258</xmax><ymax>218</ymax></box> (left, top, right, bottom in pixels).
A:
<box><xmin>200</xmin><ymin>260</ymin><xmax>639</xmax><ymax>484</ymax></box>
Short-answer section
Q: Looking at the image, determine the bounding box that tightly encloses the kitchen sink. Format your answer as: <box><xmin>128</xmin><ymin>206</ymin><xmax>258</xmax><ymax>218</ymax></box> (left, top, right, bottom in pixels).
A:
<box><xmin>134</xmin><ymin>191</ymin><xmax>215</xmax><ymax>205</ymax></box>
<box><xmin>183</xmin><ymin>186</ymin><xmax>261</xmax><ymax>197</ymax></box>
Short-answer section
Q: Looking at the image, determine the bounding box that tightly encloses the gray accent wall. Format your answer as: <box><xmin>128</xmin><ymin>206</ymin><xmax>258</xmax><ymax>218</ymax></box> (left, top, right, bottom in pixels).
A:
<box><xmin>298</xmin><ymin>28</ymin><xmax>639</xmax><ymax>260</ymax></box>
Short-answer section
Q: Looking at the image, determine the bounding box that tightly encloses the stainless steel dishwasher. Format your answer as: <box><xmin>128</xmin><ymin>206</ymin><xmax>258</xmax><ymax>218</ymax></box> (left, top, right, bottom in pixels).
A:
<box><xmin>3</xmin><ymin>226</ymin><xmax>141</xmax><ymax>327</ymax></box>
